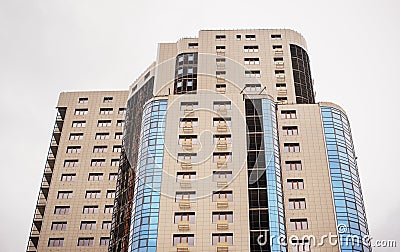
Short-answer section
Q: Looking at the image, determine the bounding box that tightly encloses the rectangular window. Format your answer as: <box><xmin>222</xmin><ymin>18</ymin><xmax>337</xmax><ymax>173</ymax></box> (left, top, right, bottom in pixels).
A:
<box><xmin>216</xmin><ymin>70</ymin><xmax>226</xmax><ymax>76</ymax></box>
<box><xmin>85</xmin><ymin>190</ymin><xmax>101</xmax><ymax>199</ymax></box>
<box><xmin>173</xmin><ymin>234</ymin><xmax>195</xmax><ymax>246</ymax></box>
<box><xmin>245</xmin><ymin>34</ymin><xmax>256</xmax><ymax>40</ymax></box>
<box><xmin>180</xmin><ymin>102</ymin><xmax>199</xmax><ymax>111</ymax></box>
<box><xmin>57</xmin><ymin>191</ymin><xmax>73</xmax><ymax>199</ymax></box>
<box><xmin>78</xmin><ymin>97</ymin><xmax>88</xmax><ymax>104</ymax></box>
<box><xmin>284</xmin><ymin>143</ymin><xmax>300</xmax><ymax>152</ymax></box>
<box><xmin>212</xmin><ymin>211</ymin><xmax>233</xmax><ymax>223</ymax></box>
<box><xmin>83</xmin><ymin>206</ymin><xmax>99</xmax><ymax>214</ymax></box>
<box><xmin>69</xmin><ymin>133</ymin><xmax>83</xmax><ymax>140</ymax></box>
<box><xmin>289</xmin><ymin>198</ymin><xmax>306</xmax><ymax>210</ymax></box>
<box><xmin>213</xmin><ymin>117</ymin><xmax>232</xmax><ymax>127</ymax></box>
<box><xmin>64</xmin><ymin>160</ymin><xmax>79</xmax><ymax>167</ymax></box>
<box><xmin>99</xmin><ymin>108</ymin><xmax>113</xmax><ymax>115</ymax></box>
<box><xmin>51</xmin><ymin>222</ymin><xmax>67</xmax><ymax>231</ymax></box>
<box><xmin>213</xmin><ymin>134</ymin><xmax>232</xmax><ymax>144</ymax></box>
<box><xmin>104</xmin><ymin>205</ymin><xmax>113</xmax><ymax>214</ymax></box>
<box><xmin>93</xmin><ymin>146</ymin><xmax>107</xmax><ymax>153</ymax></box>
<box><xmin>271</xmin><ymin>34</ymin><xmax>282</xmax><ymax>39</ymax></box>
<box><xmin>179</xmin><ymin>118</ymin><xmax>199</xmax><ymax>128</ymax></box>
<box><xmin>244</xmin><ymin>58</ymin><xmax>260</xmax><ymax>65</ymax></box>
<box><xmin>188</xmin><ymin>42</ymin><xmax>198</xmax><ymax>49</ymax></box>
<box><xmin>77</xmin><ymin>237</ymin><xmax>94</xmax><ymax>246</ymax></box>
<box><xmin>54</xmin><ymin>206</ymin><xmax>70</xmax><ymax>215</ymax></box>
<box><xmin>216</xmin><ymin>58</ymin><xmax>226</xmax><ymax>63</ymax></box>
<box><xmin>291</xmin><ymin>239</ymin><xmax>310</xmax><ymax>252</ymax></box>
<box><xmin>74</xmin><ymin>109</ymin><xmax>88</xmax><ymax>115</ymax></box>
<box><xmin>281</xmin><ymin>110</ymin><xmax>297</xmax><ymax>119</ymax></box>
<box><xmin>100</xmin><ymin>237</ymin><xmax>110</xmax><ymax>246</ymax></box>
<box><xmin>106</xmin><ymin>190</ymin><xmax>116</xmax><ymax>198</ymax></box>
<box><xmin>109</xmin><ymin>173</ymin><xmax>118</xmax><ymax>181</ymax></box>
<box><xmin>212</xmin><ymin>233</ymin><xmax>233</xmax><ymax>245</ymax></box>
<box><xmin>178</xmin><ymin>153</ymin><xmax>197</xmax><ymax>163</ymax></box>
<box><xmin>216</xmin><ymin>35</ymin><xmax>226</xmax><ymax>41</ymax></box>
<box><xmin>273</xmin><ymin>45</ymin><xmax>283</xmax><ymax>49</ymax></box>
<box><xmin>212</xmin><ymin>191</ymin><xmax>233</xmax><ymax>202</ymax></box>
<box><xmin>213</xmin><ymin>152</ymin><xmax>232</xmax><ymax>163</ymax></box>
<box><xmin>95</xmin><ymin>133</ymin><xmax>109</xmax><ymax>140</ymax></box>
<box><xmin>212</xmin><ymin>171</ymin><xmax>233</xmax><ymax>181</ymax></box>
<box><xmin>178</xmin><ymin>135</ymin><xmax>198</xmax><ymax>145</ymax></box>
<box><xmin>244</xmin><ymin>45</ymin><xmax>259</xmax><ymax>53</ymax></box>
<box><xmin>72</xmin><ymin>121</ymin><xmax>86</xmax><ymax>128</ymax></box>
<box><xmin>110</xmin><ymin>159</ymin><xmax>120</xmax><ymax>167</ymax></box>
<box><xmin>174</xmin><ymin>212</ymin><xmax>195</xmax><ymax>224</ymax></box>
<box><xmin>287</xmin><ymin>179</ymin><xmax>304</xmax><ymax>190</ymax></box>
<box><xmin>91</xmin><ymin>159</ymin><xmax>106</xmax><ymax>167</ymax></box>
<box><xmin>88</xmin><ymin>173</ymin><xmax>104</xmax><ymax>181</ymax></box>
<box><xmin>175</xmin><ymin>191</ymin><xmax>196</xmax><ymax>202</ymax></box>
<box><xmin>114</xmin><ymin>132</ymin><xmax>123</xmax><ymax>139</ymax></box>
<box><xmin>216</xmin><ymin>46</ymin><xmax>226</xmax><ymax>52</ymax></box>
<box><xmin>80</xmin><ymin>221</ymin><xmax>96</xmax><ymax>230</ymax></box>
<box><xmin>236</xmin><ymin>34</ymin><xmax>241</xmax><ymax>40</ymax></box>
<box><xmin>116</xmin><ymin>120</ymin><xmax>125</xmax><ymax>127</ymax></box>
<box><xmin>213</xmin><ymin>101</ymin><xmax>231</xmax><ymax>111</ymax></box>
<box><xmin>61</xmin><ymin>173</ymin><xmax>76</xmax><ymax>181</ymax></box>
<box><xmin>177</xmin><ymin>172</ymin><xmax>196</xmax><ymax>181</ymax></box>
<box><xmin>277</xmin><ymin>97</ymin><xmax>288</xmax><ymax>104</ymax></box>
<box><xmin>48</xmin><ymin>238</ymin><xmax>64</xmax><ymax>247</ymax></box>
<box><xmin>285</xmin><ymin>161</ymin><xmax>302</xmax><ymax>171</ymax></box>
<box><xmin>290</xmin><ymin>219</ymin><xmax>308</xmax><ymax>230</ymax></box>
<box><xmin>118</xmin><ymin>108</ymin><xmax>126</xmax><ymax>115</ymax></box>
<box><xmin>103</xmin><ymin>97</ymin><xmax>113</xmax><ymax>103</ymax></box>
<box><xmin>282</xmin><ymin>126</ymin><xmax>298</xmax><ymax>135</ymax></box>
<box><xmin>245</xmin><ymin>83</ymin><xmax>262</xmax><ymax>92</ymax></box>
<box><xmin>97</xmin><ymin>120</ymin><xmax>111</xmax><ymax>127</ymax></box>
<box><xmin>102</xmin><ymin>221</ymin><xmax>112</xmax><ymax>230</ymax></box>
<box><xmin>216</xmin><ymin>84</ymin><xmax>226</xmax><ymax>93</ymax></box>
<box><xmin>66</xmin><ymin>146</ymin><xmax>81</xmax><ymax>154</ymax></box>
<box><xmin>245</xmin><ymin>70</ymin><xmax>261</xmax><ymax>77</ymax></box>
<box><xmin>113</xmin><ymin>145</ymin><xmax>122</xmax><ymax>153</ymax></box>
<box><xmin>276</xmin><ymin>83</ymin><xmax>287</xmax><ymax>90</ymax></box>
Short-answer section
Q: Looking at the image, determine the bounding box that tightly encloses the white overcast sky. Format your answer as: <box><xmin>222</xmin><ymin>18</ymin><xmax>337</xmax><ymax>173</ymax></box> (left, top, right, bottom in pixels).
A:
<box><xmin>1</xmin><ymin>0</ymin><xmax>399</xmax><ymax>251</ymax></box>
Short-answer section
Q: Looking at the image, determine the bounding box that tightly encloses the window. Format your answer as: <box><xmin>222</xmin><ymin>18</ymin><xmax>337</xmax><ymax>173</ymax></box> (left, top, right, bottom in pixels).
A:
<box><xmin>173</xmin><ymin>234</ymin><xmax>195</xmax><ymax>246</ymax></box>
<box><xmin>106</xmin><ymin>190</ymin><xmax>116</xmax><ymax>198</ymax></box>
<box><xmin>216</xmin><ymin>34</ymin><xmax>226</xmax><ymax>41</ymax></box>
<box><xmin>51</xmin><ymin>222</ymin><xmax>67</xmax><ymax>231</ymax></box>
<box><xmin>69</xmin><ymin>133</ymin><xmax>83</xmax><ymax>140</ymax></box>
<box><xmin>213</xmin><ymin>117</ymin><xmax>231</xmax><ymax>127</ymax></box>
<box><xmin>216</xmin><ymin>84</ymin><xmax>226</xmax><ymax>93</ymax></box>
<box><xmin>177</xmin><ymin>172</ymin><xmax>196</xmax><ymax>180</ymax></box>
<box><xmin>283</xmin><ymin>126</ymin><xmax>298</xmax><ymax>136</ymax></box>
<box><xmin>66</xmin><ymin>146</ymin><xmax>81</xmax><ymax>154</ymax></box>
<box><xmin>273</xmin><ymin>45</ymin><xmax>283</xmax><ymax>49</ymax></box>
<box><xmin>244</xmin><ymin>45</ymin><xmax>259</xmax><ymax>53</ymax></box>
<box><xmin>212</xmin><ymin>171</ymin><xmax>233</xmax><ymax>181</ymax></box>
<box><xmin>93</xmin><ymin>146</ymin><xmax>107</xmax><ymax>153</ymax></box>
<box><xmin>100</xmin><ymin>237</ymin><xmax>110</xmax><ymax>246</ymax></box>
<box><xmin>277</xmin><ymin>97</ymin><xmax>288</xmax><ymax>104</ymax></box>
<box><xmin>88</xmin><ymin>173</ymin><xmax>104</xmax><ymax>181</ymax></box>
<box><xmin>78</xmin><ymin>97</ymin><xmax>88</xmax><ymax>104</ymax></box>
<box><xmin>179</xmin><ymin>118</ymin><xmax>199</xmax><ymax>128</ymax></box>
<box><xmin>180</xmin><ymin>101</ymin><xmax>198</xmax><ymax>111</ymax></box>
<box><xmin>285</xmin><ymin>161</ymin><xmax>302</xmax><ymax>171</ymax></box>
<box><xmin>99</xmin><ymin>108</ymin><xmax>113</xmax><ymax>115</ymax></box>
<box><xmin>212</xmin><ymin>191</ymin><xmax>233</xmax><ymax>202</ymax></box>
<box><xmin>212</xmin><ymin>233</ymin><xmax>233</xmax><ymax>245</ymax></box>
<box><xmin>174</xmin><ymin>212</ymin><xmax>195</xmax><ymax>224</ymax></box>
<box><xmin>178</xmin><ymin>153</ymin><xmax>197</xmax><ymax>163</ymax></box>
<box><xmin>216</xmin><ymin>46</ymin><xmax>226</xmax><ymax>52</ymax></box>
<box><xmin>116</xmin><ymin>120</ymin><xmax>125</xmax><ymax>127</ymax></box>
<box><xmin>85</xmin><ymin>190</ymin><xmax>101</xmax><ymax>199</ymax></box>
<box><xmin>271</xmin><ymin>34</ymin><xmax>282</xmax><ymax>39</ymax></box>
<box><xmin>289</xmin><ymin>198</ymin><xmax>306</xmax><ymax>210</ymax></box>
<box><xmin>113</xmin><ymin>145</ymin><xmax>122</xmax><ymax>153</ymax></box>
<box><xmin>91</xmin><ymin>159</ymin><xmax>106</xmax><ymax>167</ymax></box>
<box><xmin>236</xmin><ymin>34</ymin><xmax>241</xmax><ymax>40</ymax></box>
<box><xmin>281</xmin><ymin>110</ymin><xmax>297</xmax><ymax>119</ymax></box>
<box><xmin>291</xmin><ymin>239</ymin><xmax>310</xmax><ymax>252</ymax></box>
<box><xmin>72</xmin><ymin>121</ymin><xmax>86</xmax><ymax>128</ymax></box>
<box><xmin>48</xmin><ymin>238</ymin><xmax>64</xmax><ymax>247</ymax></box>
<box><xmin>104</xmin><ymin>205</ymin><xmax>113</xmax><ymax>214</ymax></box>
<box><xmin>118</xmin><ymin>108</ymin><xmax>126</xmax><ymax>115</ymax></box>
<box><xmin>276</xmin><ymin>83</ymin><xmax>287</xmax><ymax>90</ymax></box>
<box><xmin>212</xmin><ymin>212</ymin><xmax>233</xmax><ymax>223</ymax></box>
<box><xmin>74</xmin><ymin>109</ymin><xmax>88</xmax><ymax>115</ymax></box>
<box><xmin>245</xmin><ymin>83</ymin><xmax>262</xmax><ymax>92</ymax></box>
<box><xmin>54</xmin><ymin>206</ymin><xmax>70</xmax><ymax>215</ymax></box>
<box><xmin>83</xmin><ymin>206</ymin><xmax>98</xmax><ymax>214</ymax></box>
<box><xmin>110</xmin><ymin>159</ymin><xmax>120</xmax><ymax>167</ymax></box>
<box><xmin>175</xmin><ymin>191</ymin><xmax>196</xmax><ymax>202</ymax></box>
<box><xmin>102</xmin><ymin>221</ymin><xmax>112</xmax><ymax>230</ymax></box>
<box><xmin>114</xmin><ymin>132</ymin><xmax>123</xmax><ymax>139</ymax></box>
<box><xmin>213</xmin><ymin>152</ymin><xmax>232</xmax><ymax>163</ymax></box>
<box><xmin>57</xmin><ymin>191</ymin><xmax>73</xmax><ymax>199</ymax></box>
<box><xmin>61</xmin><ymin>173</ymin><xmax>76</xmax><ymax>181</ymax></box>
<box><xmin>216</xmin><ymin>58</ymin><xmax>226</xmax><ymax>63</ymax></box>
<box><xmin>80</xmin><ymin>221</ymin><xmax>96</xmax><ymax>230</ymax></box>
<box><xmin>213</xmin><ymin>101</ymin><xmax>231</xmax><ymax>111</ymax></box>
<box><xmin>290</xmin><ymin>219</ymin><xmax>308</xmax><ymax>230</ymax></box>
<box><xmin>188</xmin><ymin>42</ymin><xmax>198</xmax><ymax>49</ymax></box>
<box><xmin>213</xmin><ymin>134</ymin><xmax>232</xmax><ymax>144</ymax></box>
<box><xmin>64</xmin><ymin>160</ymin><xmax>78</xmax><ymax>167</ymax></box>
<box><xmin>97</xmin><ymin>120</ymin><xmax>111</xmax><ymax>127</ymax></box>
<box><xmin>109</xmin><ymin>173</ymin><xmax>118</xmax><ymax>181</ymax></box>
<box><xmin>245</xmin><ymin>34</ymin><xmax>256</xmax><ymax>40</ymax></box>
<box><xmin>77</xmin><ymin>237</ymin><xmax>94</xmax><ymax>246</ymax></box>
<box><xmin>178</xmin><ymin>135</ymin><xmax>198</xmax><ymax>145</ymax></box>
<box><xmin>245</xmin><ymin>70</ymin><xmax>261</xmax><ymax>77</ymax></box>
<box><xmin>95</xmin><ymin>133</ymin><xmax>109</xmax><ymax>140</ymax></box>
<box><xmin>284</xmin><ymin>143</ymin><xmax>300</xmax><ymax>152</ymax></box>
<box><xmin>244</xmin><ymin>58</ymin><xmax>260</xmax><ymax>65</ymax></box>
<box><xmin>287</xmin><ymin>179</ymin><xmax>304</xmax><ymax>190</ymax></box>
<box><xmin>103</xmin><ymin>97</ymin><xmax>113</xmax><ymax>103</ymax></box>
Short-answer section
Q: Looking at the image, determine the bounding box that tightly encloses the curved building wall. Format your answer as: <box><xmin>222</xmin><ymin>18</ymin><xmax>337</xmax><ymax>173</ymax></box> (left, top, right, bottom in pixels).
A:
<box><xmin>321</xmin><ymin>106</ymin><xmax>370</xmax><ymax>252</ymax></box>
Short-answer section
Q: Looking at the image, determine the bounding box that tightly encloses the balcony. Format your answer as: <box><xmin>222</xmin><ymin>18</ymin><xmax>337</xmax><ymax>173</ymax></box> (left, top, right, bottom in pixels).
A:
<box><xmin>216</xmin><ymin>158</ymin><xmax>228</xmax><ymax>169</ymax></box>
<box><xmin>182</xmin><ymin>122</ymin><xmax>193</xmax><ymax>133</ymax></box>
<box><xmin>178</xmin><ymin>221</ymin><xmax>190</xmax><ymax>231</ymax></box>
<box><xmin>217</xmin><ymin>122</ymin><xmax>228</xmax><ymax>132</ymax></box>
<box><xmin>216</xmin><ymin>139</ymin><xmax>228</xmax><ymax>150</ymax></box>
<box><xmin>274</xmin><ymin>49</ymin><xmax>284</xmax><ymax>55</ymax></box>
<box><xmin>182</xmin><ymin>140</ymin><xmax>193</xmax><ymax>150</ymax></box>
<box><xmin>179</xmin><ymin>199</ymin><xmax>191</xmax><ymax>209</ymax></box>
<box><xmin>216</xmin><ymin>86</ymin><xmax>226</xmax><ymax>94</ymax></box>
<box><xmin>180</xmin><ymin>179</ymin><xmax>192</xmax><ymax>189</ymax></box>
<box><xmin>181</xmin><ymin>162</ymin><xmax>193</xmax><ymax>170</ymax></box>
<box><xmin>217</xmin><ymin>220</ymin><xmax>229</xmax><ymax>230</ymax></box>
<box><xmin>177</xmin><ymin>243</ymin><xmax>189</xmax><ymax>252</ymax></box>
<box><xmin>184</xmin><ymin>106</ymin><xmax>195</xmax><ymax>114</ymax></box>
<box><xmin>215</xmin><ymin>106</ymin><xmax>227</xmax><ymax>115</ymax></box>
<box><xmin>275</xmin><ymin>61</ymin><xmax>284</xmax><ymax>69</ymax></box>
<box><xmin>277</xmin><ymin>89</ymin><xmax>287</xmax><ymax>95</ymax></box>
<box><xmin>216</xmin><ymin>177</ymin><xmax>228</xmax><ymax>187</ymax></box>
<box><xmin>216</xmin><ymin>51</ymin><xmax>226</xmax><ymax>56</ymax></box>
<box><xmin>276</xmin><ymin>74</ymin><xmax>285</xmax><ymax>82</ymax></box>
<box><xmin>217</xmin><ymin>198</ymin><xmax>229</xmax><ymax>208</ymax></box>
<box><xmin>216</xmin><ymin>76</ymin><xmax>225</xmax><ymax>83</ymax></box>
<box><xmin>217</xmin><ymin>242</ymin><xmax>229</xmax><ymax>252</ymax></box>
